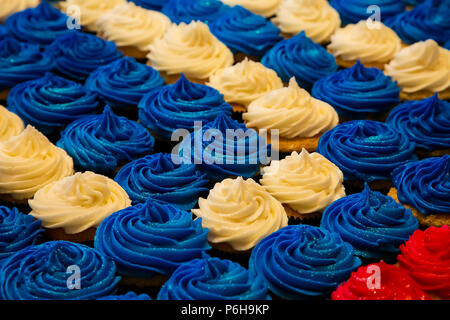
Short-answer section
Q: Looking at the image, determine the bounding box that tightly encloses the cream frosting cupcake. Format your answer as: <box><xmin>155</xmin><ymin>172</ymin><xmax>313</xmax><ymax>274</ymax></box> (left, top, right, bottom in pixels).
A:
<box><xmin>0</xmin><ymin>125</ymin><xmax>73</xmax><ymax>203</ymax></box>
<box><xmin>192</xmin><ymin>177</ymin><xmax>288</xmax><ymax>252</ymax></box>
<box><xmin>96</xmin><ymin>2</ymin><xmax>170</xmax><ymax>59</ymax></box>
<box><xmin>260</xmin><ymin>149</ymin><xmax>345</xmax><ymax>220</ymax></box>
<box><xmin>59</xmin><ymin>0</ymin><xmax>126</xmax><ymax>33</ymax></box>
<box><xmin>328</xmin><ymin>21</ymin><xmax>402</xmax><ymax>69</ymax></box>
<box><xmin>243</xmin><ymin>78</ymin><xmax>338</xmax><ymax>152</ymax></box>
<box><xmin>0</xmin><ymin>0</ymin><xmax>39</xmax><ymax>22</ymax></box>
<box><xmin>272</xmin><ymin>0</ymin><xmax>340</xmax><ymax>44</ymax></box>
<box><xmin>0</xmin><ymin>105</ymin><xmax>24</xmax><ymax>142</ymax></box>
<box><xmin>147</xmin><ymin>21</ymin><xmax>234</xmax><ymax>84</ymax></box>
<box><xmin>220</xmin><ymin>0</ymin><xmax>281</xmax><ymax>17</ymax></box>
<box><xmin>207</xmin><ymin>58</ymin><xmax>283</xmax><ymax>112</ymax></box>
<box><xmin>384</xmin><ymin>40</ymin><xmax>450</xmax><ymax>100</ymax></box>
<box><xmin>29</xmin><ymin>171</ymin><xmax>131</xmax><ymax>243</ymax></box>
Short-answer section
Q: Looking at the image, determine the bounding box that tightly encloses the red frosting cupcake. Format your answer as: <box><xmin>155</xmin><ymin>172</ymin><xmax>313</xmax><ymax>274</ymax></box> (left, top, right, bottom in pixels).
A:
<box><xmin>332</xmin><ymin>261</ymin><xmax>430</xmax><ymax>300</ymax></box>
<box><xmin>398</xmin><ymin>225</ymin><xmax>450</xmax><ymax>300</ymax></box>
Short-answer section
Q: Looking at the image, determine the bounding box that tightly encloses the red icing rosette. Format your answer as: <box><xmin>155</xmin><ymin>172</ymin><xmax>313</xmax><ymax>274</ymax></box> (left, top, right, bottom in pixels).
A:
<box><xmin>332</xmin><ymin>261</ymin><xmax>430</xmax><ymax>300</ymax></box>
<box><xmin>398</xmin><ymin>225</ymin><xmax>450</xmax><ymax>299</ymax></box>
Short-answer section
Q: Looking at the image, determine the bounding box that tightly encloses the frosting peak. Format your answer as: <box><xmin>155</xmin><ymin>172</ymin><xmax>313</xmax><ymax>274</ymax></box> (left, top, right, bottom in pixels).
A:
<box><xmin>0</xmin><ymin>105</ymin><xmax>24</xmax><ymax>142</ymax></box>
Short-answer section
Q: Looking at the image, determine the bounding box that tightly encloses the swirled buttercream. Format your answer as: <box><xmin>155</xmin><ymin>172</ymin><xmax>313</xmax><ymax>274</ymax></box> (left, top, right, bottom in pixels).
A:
<box><xmin>0</xmin><ymin>0</ymin><xmax>39</xmax><ymax>22</ymax></box>
<box><xmin>0</xmin><ymin>105</ymin><xmax>24</xmax><ymax>142</ymax></box>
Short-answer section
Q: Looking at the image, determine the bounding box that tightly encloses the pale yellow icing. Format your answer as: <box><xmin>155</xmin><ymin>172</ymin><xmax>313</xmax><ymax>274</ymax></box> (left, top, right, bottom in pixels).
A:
<box><xmin>220</xmin><ymin>0</ymin><xmax>281</xmax><ymax>17</ymax></box>
<box><xmin>0</xmin><ymin>0</ymin><xmax>39</xmax><ymax>22</ymax></box>
<box><xmin>0</xmin><ymin>105</ymin><xmax>24</xmax><ymax>142</ymax></box>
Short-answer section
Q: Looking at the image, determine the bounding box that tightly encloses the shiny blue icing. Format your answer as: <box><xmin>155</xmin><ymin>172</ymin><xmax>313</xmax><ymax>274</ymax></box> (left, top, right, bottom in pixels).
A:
<box><xmin>162</xmin><ymin>0</ymin><xmax>230</xmax><ymax>24</ymax></box>
<box><xmin>129</xmin><ymin>0</ymin><xmax>166</xmax><ymax>10</ymax></box>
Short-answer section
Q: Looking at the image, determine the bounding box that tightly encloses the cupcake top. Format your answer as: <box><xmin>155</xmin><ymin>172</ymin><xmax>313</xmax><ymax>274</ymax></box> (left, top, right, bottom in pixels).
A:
<box><xmin>0</xmin><ymin>0</ymin><xmax>39</xmax><ymax>22</ymax></box>
<box><xmin>330</xmin><ymin>0</ymin><xmax>405</xmax><ymax>24</ymax></box>
<box><xmin>386</xmin><ymin>94</ymin><xmax>450</xmax><ymax>151</ymax></box>
<box><xmin>398</xmin><ymin>225</ymin><xmax>450</xmax><ymax>299</ymax></box>
<box><xmin>209</xmin><ymin>5</ymin><xmax>282</xmax><ymax>57</ymax></box>
<box><xmin>384</xmin><ymin>40</ymin><xmax>450</xmax><ymax>94</ymax></box>
<box><xmin>114</xmin><ymin>153</ymin><xmax>209</xmax><ymax>210</ymax></box>
<box><xmin>317</xmin><ymin>120</ymin><xmax>415</xmax><ymax>182</ymax></box>
<box><xmin>148</xmin><ymin>21</ymin><xmax>234</xmax><ymax>80</ymax></box>
<box><xmin>332</xmin><ymin>261</ymin><xmax>430</xmax><ymax>300</ymax></box>
<box><xmin>220</xmin><ymin>0</ymin><xmax>281</xmax><ymax>17</ymax></box>
<box><xmin>261</xmin><ymin>149</ymin><xmax>345</xmax><ymax>214</ymax></box>
<box><xmin>158</xmin><ymin>254</ymin><xmax>270</xmax><ymax>300</ymax></box>
<box><xmin>321</xmin><ymin>184</ymin><xmax>418</xmax><ymax>261</ymax></box>
<box><xmin>0</xmin><ymin>105</ymin><xmax>24</xmax><ymax>142</ymax></box>
<box><xmin>192</xmin><ymin>177</ymin><xmax>288</xmax><ymax>251</ymax></box>
<box><xmin>59</xmin><ymin>0</ymin><xmax>126</xmax><ymax>32</ymax></box>
<box><xmin>312</xmin><ymin>61</ymin><xmax>400</xmax><ymax>118</ymax></box>
<box><xmin>5</xmin><ymin>2</ymin><xmax>76</xmax><ymax>47</ymax></box>
<box><xmin>0</xmin><ymin>26</ymin><xmax>8</xmax><ymax>41</ymax></box>
<box><xmin>261</xmin><ymin>31</ymin><xmax>338</xmax><ymax>89</ymax></box>
<box><xmin>96</xmin><ymin>2</ymin><xmax>171</xmax><ymax>52</ymax></box>
<box><xmin>0</xmin><ymin>37</ymin><xmax>54</xmax><ymax>90</ymax></box>
<box><xmin>162</xmin><ymin>0</ymin><xmax>231</xmax><ymax>24</ymax></box>
<box><xmin>95</xmin><ymin>200</ymin><xmax>210</xmax><ymax>278</ymax></box>
<box><xmin>392</xmin><ymin>155</ymin><xmax>449</xmax><ymax>216</ymax></box>
<box><xmin>29</xmin><ymin>171</ymin><xmax>131</xmax><ymax>234</ymax></box>
<box><xmin>138</xmin><ymin>74</ymin><xmax>232</xmax><ymax>140</ymax></box>
<box><xmin>129</xmin><ymin>0</ymin><xmax>165</xmax><ymax>10</ymax></box>
<box><xmin>85</xmin><ymin>57</ymin><xmax>164</xmax><ymax>110</ymax></box>
<box><xmin>249</xmin><ymin>225</ymin><xmax>361</xmax><ymax>299</ymax></box>
<box><xmin>0</xmin><ymin>125</ymin><xmax>74</xmax><ymax>200</ymax></box>
<box><xmin>244</xmin><ymin>78</ymin><xmax>338</xmax><ymax>139</ymax></box>
<box><xmin>7</xmin><ymin>73</ymin><xmax>98</xmax><ymax>135</ymax></box>
<box><xmin>207</xmin><ymin>58</ymin><xmax>282</xmax><ymax>107</ymax></box>
<box><xmin>0</xmin><ymin>241</ymin><xmax>120</xmax><ymax>300</ymax></box>
<box><xmin>328</xmin><ymin>21</ymin><xmax>402</xmax><ymax>65</ymax></box>
<box><xmin>98</xmin><ymin>292</ymin><xmax>152</xmax><ymax>300</ymax></box>
<box><xmin>57</xmin><ymin>106</ymin><xmax>155</xmax><ymax>174</ymax></box>
<box><xmin>46</xmin><ymin>32</ymin><xmax>122</xmax><ymax>81</ymax></box>
<box><xmin>272</xmin><ymin>0</ymin><xmax>340</xmax><ymax>44</ymax></box>
<box><xmin>0</xmin><ymin>206</ymin><xmax>42</xmax><ymax>264</ymax></box>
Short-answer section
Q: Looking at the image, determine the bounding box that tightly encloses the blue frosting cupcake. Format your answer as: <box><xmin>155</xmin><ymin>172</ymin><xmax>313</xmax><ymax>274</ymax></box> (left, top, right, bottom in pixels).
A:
<box><xmin>321</xmin><ymin>184</ymin><xmax>418</xmax><ymax>262</ymax></box>
<box><xmin>330</xmin><ymin>0</ymin><xmax>405</xmax><ymax>25</ymax></box>
<box><xmin>46</xmin><ymin>32</ymin><xmax>122</xmax><ymax>81</ymax></box>
<box><xmin>0</xmin><ymin>241</ymin><xmax>120</xmax><ymax>300</ymax></box>
<box><xmin>98</xmin><ymin>292</ymin><xmax>152</xmax><ymax>300</ymax></box>
<box><xmin>7</xmin><ymin>73</ymin><xmax>98</xmax><ymax>134</ymax></box>
<box><xmin>162</xmin><ymin>0</ymin><xmax>230</xmax><ymax>24</ymax></box>
<box><xmin>0</xmin><ymin>38</ymin><xmax>54</xmax><ymax>92</ymax></box>
<box><xmin>94</xmin><ymin>200</ymin><xmax>211</xmax><ymax>281</ymax></box>
<box><xmin>386</xmin><ymin>94</ymin><xmax>450</xmax><ymax>153</ymax></box>
<box><xmin>178</xmin><ymin>113</ymin><xmax>270</xmax><ymax>181</ymax></box>
<box><xmin>0</xmin><ymin>26</ymin><xmax>8</xmax><ymax>41</ymax></box>
<box><xmin>57</xmin><ymin>106</ymin><xmax>155</xmax><ymax>174</ymax></box>
<box><xmin>138</xmin><ymin>74</ymin><xmax>232</xmax><ymax>140</ymax></box>
<box><xmin>5</xmin><ymin>2</ymin><xmax>76</xmax><ymax>47</ymax></box>
<box><xmin>209</xmin><ymin>5</ymin><xmax>282</xmax><ymax>58</ymax></box>
<box><xmin>249</xmin><ymin>225</ymin><xmax>361</xmax><ymax>299</ymax></box>
<box><xmin>0</xmin><ymin>206</ymin><xmax>42</xmax><ymax>264</ymax></box>
<box><xmin>114</xmin><ymin>153</ymin><xmax>209</xmax><ymax>210</ymax></box>
<box><xmin>158</xmin><ymin>253</ymin><xmax>270</xmax><ymax>300</ymax></box>
<box><xmin>317</xmin><ymin>120</ymin><xmax>416</xmax><ymax>182</ymax></box>
<box><xmin>261</xmin><ymin>31</ymin><xmax>337</xmax><ymax>90</ymax></box>
<box><xmin>386</xmin><ymin>0</ymin><xmax>450</xmax><ymax>46</ymax></box>
<box><xmin>312</xmin><ymin>61</ymin><xmax>400</xmax><ymax>119</ymax></box>
<box><xmin>129</xmin><ymin>0</ymin><xmax>166</xmax><ymax>10</ymax></box>
<box><xmin>86</xmin><ymin>57</ymin><xmax>164</xmax><ymax>111</ymax></box>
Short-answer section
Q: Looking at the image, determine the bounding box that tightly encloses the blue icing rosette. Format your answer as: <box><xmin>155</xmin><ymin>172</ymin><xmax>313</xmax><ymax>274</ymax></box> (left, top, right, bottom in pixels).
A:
<box><xmin>0</xmin><ymin>26</ymin><xmax>8</xmax><ymax>41</ymax></box>
<box><xmin>129</xmin><ymin>0</ymin><xmax>166</xmax><ymax>10</ymax></box>
<box><xmin>114</xmin><ymin>153</ymin><xmax>209</xmax><ymax>210</ymax></box>
<box><xmin>317</xmin><ymin>120</ymin><xmax>416</xmax><ymax>182</ymax></box>
<box><xmin>0</xmin><ymin>38</ymin><xmax>54</xmax><ymax>91</ymax></box>
<box><xmin>178</xmin><ymin>113</ymin><xmax>270</xmax><ymax>181</ymax></box>
<box><xmin>392</xmin><ymin>155</ymin><xmax>450</xmax><ymax>216</ymax></box>
<box><xmin>321</xmin><ymin>184</ymin><xmax>418</xmax><ymax>261</ymax></box>
<box><xmin>162</xmin><ymin>0</ymin><xmax>230</xmax><ymax>24</ymax></box>
<box><xmin>98</xmin><ymin>292</ymin><xmax>152</xmax><ymax>300</ymax></box>
<box><xmin>386</xmin><ymin>94</ymin><xmax>450</xmax><ymax>151</ymax></box>
<box><xmin>138</xmin><ymin>74</ymin><xmax>232</xmax><ymax>140</ymax></box>
<box><xmin>57</xmin><ymin>105</ymin><xmax>155</xmax><ymax>174</ymax></box>
<box><xmin>249</xmin><ymin>225</ymin><xmax>361</xmax><ymax>299</ymax></box>
<box><xmin>7</xmin><ymin>73</ymin><xmax>98</xmax><ymax>134</ymax></box>
<box><xmin>209</xmin><ymin>5</ymin><xmax>282</xmax><ymax>57</ymax></box>
<box><xmin>312</xmin><ymin>61</ymin><xmax>400</xmax><ymax>118</ymax></box>
<box><xmin>158</xmin><ymin>253</ymin><xmax>270</xmax><ymax>300</ymax></box>
<box><xmin>261</xmin><ymin>31</ymin><xmax>337</xmax><ymax>90</ymax></box>
<box><xmin>386</xmin><ymin>0</ymin><xmax>450</xmax><ymax>46</ymax></box>
<box><xmin>86</xmin><ymin>57</ymin><xmax>164</xmax><ymax>110</ymax></box>
<box><xmin>0</xmin><ymin>241</ymin><xmax>120</xmax><ymax>300</ymax></box>
<box><xmin>0</xmin><ymin>206</ymin><xmax>42</xmax><ymax>264</ymax></box>
<box><xmin>94</xmin><ymin>200</ymin><xmax>211</xmax><ymax>279</ymax></box>
<box><xmin>46</xmin><ymin>32</ymin><xmax>122</xmax><ymax>81</ymax></box>
<box><xmin>5</xmin><ymin>2</ymin><xmax>77</xmax><ymax>47</ymax></box>
<box><xmin>330</xmin><ymin>0</ymin><xmax>405</xmax><ymax>25</ymax></box>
